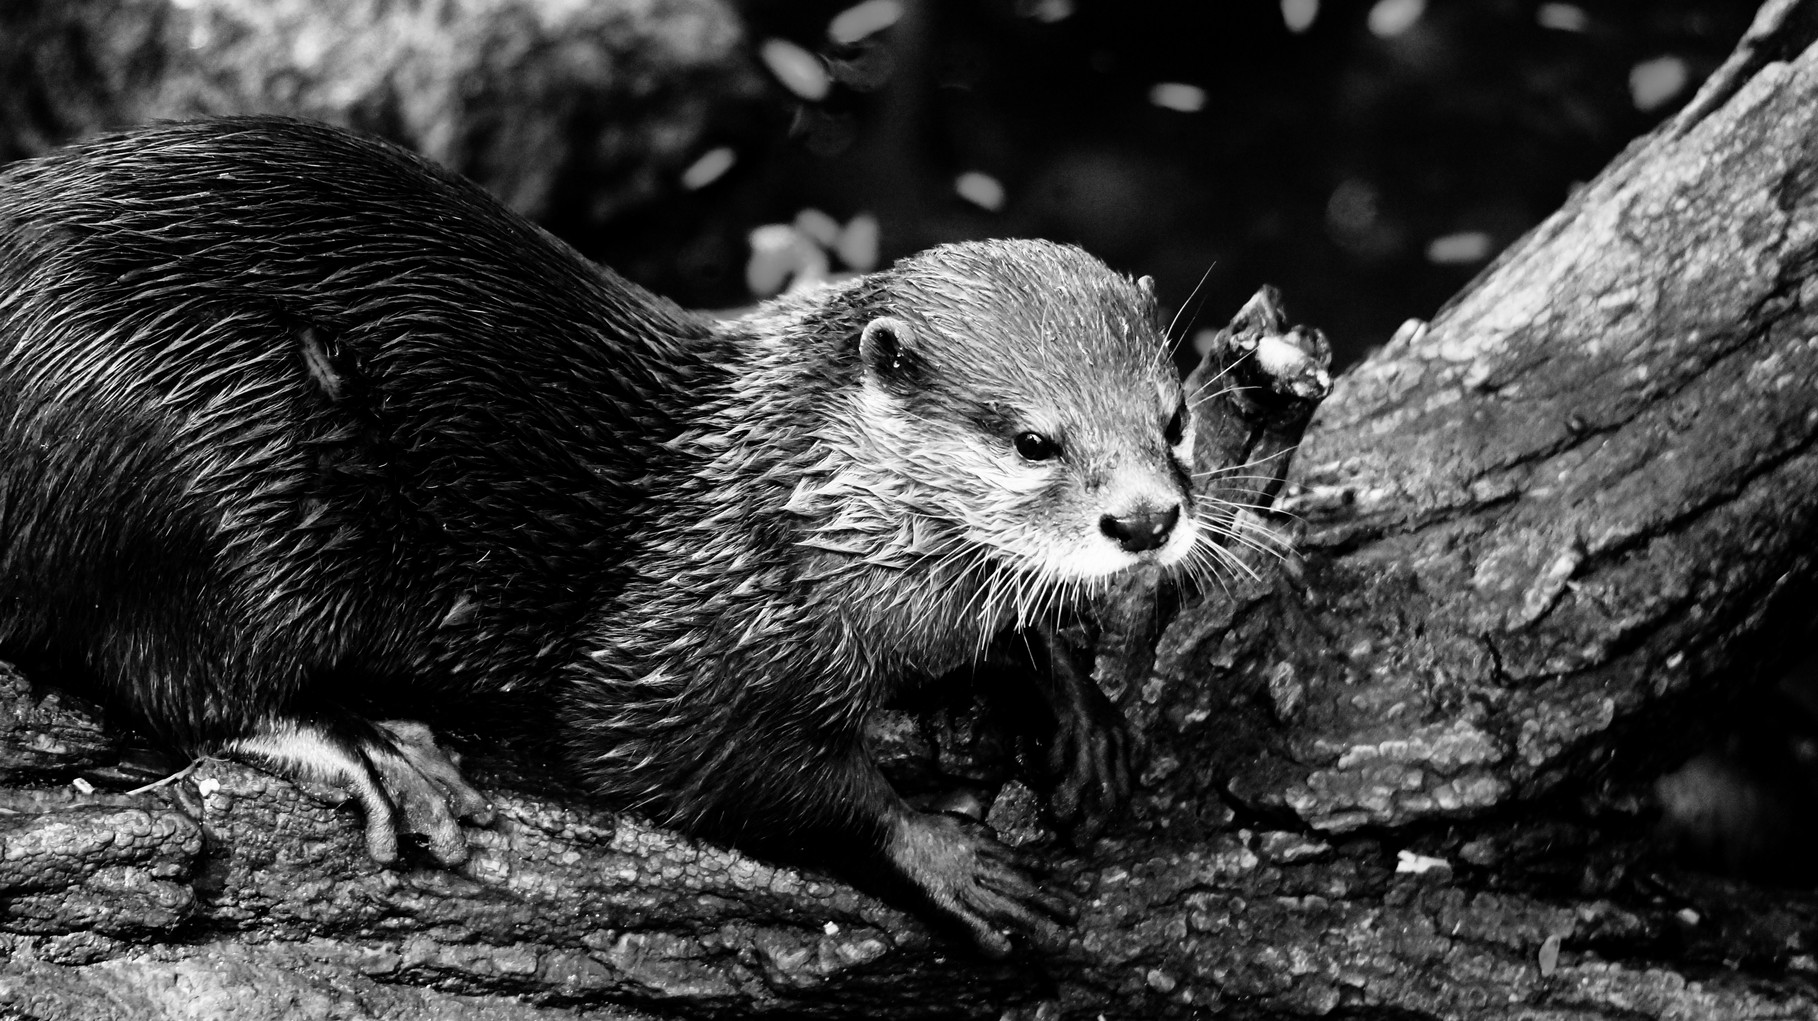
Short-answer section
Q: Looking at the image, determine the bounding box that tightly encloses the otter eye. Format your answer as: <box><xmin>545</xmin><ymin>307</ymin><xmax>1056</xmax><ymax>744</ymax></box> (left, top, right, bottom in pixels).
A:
<box><xmin>1164</xmin><ymin>402</ymin><xmax>1188</xmax><ymax>446</ymax></box>
<box><xmin>1014</xmin><ymin>431</ymin><xmax>1060</xmax><ymax>462</ymax></box>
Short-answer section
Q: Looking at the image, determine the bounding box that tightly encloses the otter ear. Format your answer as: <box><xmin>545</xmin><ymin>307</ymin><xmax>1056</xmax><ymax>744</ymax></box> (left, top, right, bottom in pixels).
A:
<box><xmin>858</xmin><ymin>316</ymin><xmax>920</xmax><ymax>387</ymax></box>
<box><xmin>1134</xmin><ymin>274</ymin><xmax>1164</xmax><ymax>325</ymax></box>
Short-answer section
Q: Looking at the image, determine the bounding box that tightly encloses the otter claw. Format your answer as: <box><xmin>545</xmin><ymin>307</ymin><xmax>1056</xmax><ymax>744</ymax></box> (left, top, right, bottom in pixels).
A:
<box><xmin>362</xmin><ymin>720</ymin><xmax>491</xmax><ymax>865</ymax></box>
<box><xmin>225</xmin><ymin>717</ymin><xmax>491</xmax><ymax>866</ymax></box>
<box><xmin>885</xmin><ymin>811</ymin><xmax>1075</xmax><ymax>957</ymax></box>
<box><xmin>1025</xmin><ymin>628</ymin><xmax>1135</xmax><ymax>844</ymax></box>
<box><xmin>1049</xmin><ymin>703</ymin><xmax>1134</xmax><ymax>844</ymax></box>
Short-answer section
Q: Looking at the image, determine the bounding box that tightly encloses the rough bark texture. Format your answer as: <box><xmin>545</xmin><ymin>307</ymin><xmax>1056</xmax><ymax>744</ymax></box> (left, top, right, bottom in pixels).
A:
<box><xmin>1064</xmin><ymin>1</ymin><xmax>1818</xmax><ymax>1015</ymax></box>
<box><xmin>6</xmin><ymin>1</ymin><xmax>1818</xmax><ymax>1019</ymax></box>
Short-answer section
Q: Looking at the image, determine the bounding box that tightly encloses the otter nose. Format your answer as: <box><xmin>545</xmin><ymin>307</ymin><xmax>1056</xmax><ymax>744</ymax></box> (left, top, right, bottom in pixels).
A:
<box><xmin>1100</xmin><ymin>504</ymin><xmax>1181</xmax><ymax>553</ymax></box>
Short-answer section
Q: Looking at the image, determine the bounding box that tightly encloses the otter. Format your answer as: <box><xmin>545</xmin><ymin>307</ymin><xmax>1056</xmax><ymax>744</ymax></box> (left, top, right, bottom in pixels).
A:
<box><xmin>0</xmin><ymin>118</ymin><xmax>1206</xmax><ymax>956</ymax></box>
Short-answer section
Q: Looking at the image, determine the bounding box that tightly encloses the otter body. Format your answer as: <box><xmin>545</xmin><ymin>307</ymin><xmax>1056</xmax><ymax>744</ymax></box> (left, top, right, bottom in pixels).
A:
<box><xmin>0</xmin><ymin>118</ymin><xmax>1202</xmax><ymax>954</ymax></box>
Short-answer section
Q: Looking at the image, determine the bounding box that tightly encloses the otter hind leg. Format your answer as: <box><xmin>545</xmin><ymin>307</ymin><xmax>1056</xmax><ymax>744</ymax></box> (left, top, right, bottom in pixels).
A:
<box><xmin>225</xmin><ymin>718</ymin><xmax>493</xmax><ymax>865</ymax></box>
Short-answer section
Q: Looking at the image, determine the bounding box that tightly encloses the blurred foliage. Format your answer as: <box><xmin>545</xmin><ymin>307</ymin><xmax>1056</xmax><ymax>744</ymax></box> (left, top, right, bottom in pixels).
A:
<box><xmin>587</xmin><ymin>0</ymin><xmax>1754</xmax><ymax>368</ymax></box>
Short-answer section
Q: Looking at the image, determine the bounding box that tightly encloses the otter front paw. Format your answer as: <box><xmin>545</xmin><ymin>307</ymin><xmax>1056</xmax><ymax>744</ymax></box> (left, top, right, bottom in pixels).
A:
<box><xmin>1030</xmin><ymin>631</ymin><xmax>1134</xmax><ymax>844</ymax></box>
<box><xmin>226</xmin><ymin>718</ymin><xmax>493</xmax><ymax>866</ymax></box>
<box><xmin>885</xmin><ymin>811</ymin><xmax>1077</xmax><ymax>958</ymax></box>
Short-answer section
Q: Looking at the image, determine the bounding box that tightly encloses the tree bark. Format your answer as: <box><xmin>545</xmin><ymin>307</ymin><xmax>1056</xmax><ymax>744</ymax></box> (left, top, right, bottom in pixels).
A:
<box><xmin>7</xmin><ymin>1</ymin><xmax>1818</xmax><ymax>1019</ymax></box>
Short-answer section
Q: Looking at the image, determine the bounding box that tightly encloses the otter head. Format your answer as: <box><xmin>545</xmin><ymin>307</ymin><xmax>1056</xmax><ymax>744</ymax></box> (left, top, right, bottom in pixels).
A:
<box><xmin>834</xmin><ymin>240</ymin><xmax>1199</xmax><ymax>611</ymax></box>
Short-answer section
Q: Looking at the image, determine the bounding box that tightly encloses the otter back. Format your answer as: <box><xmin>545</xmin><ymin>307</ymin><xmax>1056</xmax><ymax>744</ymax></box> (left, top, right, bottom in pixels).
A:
<box><xmin>0</xmin><ymin>117</ymin><xmax>730</xmax><ymax>863</ymax></box>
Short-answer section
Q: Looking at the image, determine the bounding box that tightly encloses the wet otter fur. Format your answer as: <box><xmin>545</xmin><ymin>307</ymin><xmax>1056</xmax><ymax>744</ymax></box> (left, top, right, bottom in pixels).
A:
<box><xmin>0</xmin><ymin>118</ymin><xmax>1204</xmax><ymax>955</ymax></box>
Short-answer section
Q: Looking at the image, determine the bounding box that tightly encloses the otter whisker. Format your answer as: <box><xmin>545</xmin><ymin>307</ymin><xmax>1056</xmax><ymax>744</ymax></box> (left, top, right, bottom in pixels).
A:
<box><xmin>1196</xmin><ymin>523</ymin><xmax>1266</xmax><ymax>582</ymax></box>
<box><xmin>1190</xmin><ymin>469</ymin><xmax>1298</xmax><ymax>484</ymax></box>
<box><xmin>1165</xmin><ymin>260</ymin><xmax>1219</xmax><ymax>345</ymax></box>
<box><xmin>1187</xmin><ymin>377</ymin><xmax>1253</xmax><ymax>405</ymax></box>
<box><xmin>1211</xmin><ymin>523</ymin><xmax>1290</xmax><ymax>564</ymax></box>
<box><xmin>1180</xmin><ymin>534</ymin><xmax>1237</xmax><ymax>599</ymax></box>
<box><xmin>1197</xmin><ymin>490</ymin><xmax>1306</xmax><ymax>529</ymax></box>
<box><xmin>1198</xmin><ymin>502</ymin><xmax>1293</xmax><ymax>554</ymax></box>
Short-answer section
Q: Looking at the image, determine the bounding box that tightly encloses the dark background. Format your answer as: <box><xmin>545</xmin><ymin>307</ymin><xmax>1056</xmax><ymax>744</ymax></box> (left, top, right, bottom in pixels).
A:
<box><xmin>595</xmin><ymin>0</ymin><xmax>1754</xmax><ymax>369</ymax></box>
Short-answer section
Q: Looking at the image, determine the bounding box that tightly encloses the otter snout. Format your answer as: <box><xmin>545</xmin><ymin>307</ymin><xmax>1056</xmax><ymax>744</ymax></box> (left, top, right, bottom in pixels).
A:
<box><xmin>1100</xmin><ymin>503</ymin><xmax>1181</xmax><ymax>553</ymax></box>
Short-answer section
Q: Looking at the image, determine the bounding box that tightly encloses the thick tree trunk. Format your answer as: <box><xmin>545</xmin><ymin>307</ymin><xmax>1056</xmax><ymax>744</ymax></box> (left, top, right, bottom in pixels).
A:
<box><xmin>6</xmin><ymin>1</ymin><xmax>1818</xmax><ymax>1019</ymax></box>
<box><xmin>1064</xmin><ymin>1</ymin><xmax>1818</xmax><ymax>1015</ymax></box>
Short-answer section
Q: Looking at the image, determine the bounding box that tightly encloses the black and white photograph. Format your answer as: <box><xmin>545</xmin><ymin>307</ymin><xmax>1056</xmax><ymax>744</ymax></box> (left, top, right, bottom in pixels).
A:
<box><xmin>0</xmin><ymin>1</ymin><xmax>1809</xmax><ymax>1018</ymax></box>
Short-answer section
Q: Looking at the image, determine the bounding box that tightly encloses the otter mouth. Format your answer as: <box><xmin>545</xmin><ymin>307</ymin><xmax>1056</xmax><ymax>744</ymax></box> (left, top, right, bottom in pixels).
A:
<box><xmin>1031</xmin><ymin>509</ymin><xmax>1201</xmax><ymax>583</ymax></box>
<box><xmin>1063</xmin><ymin>500</ymin><xmax>1293</xmax><ymax>594</ymax></box>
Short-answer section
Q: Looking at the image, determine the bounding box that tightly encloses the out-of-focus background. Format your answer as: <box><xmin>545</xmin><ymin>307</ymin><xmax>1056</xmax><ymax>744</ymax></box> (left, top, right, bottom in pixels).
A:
<box><xmin>0</xmin><ymin>0</ymin><xmax>1754</xmax><ymax>367</ymax></box>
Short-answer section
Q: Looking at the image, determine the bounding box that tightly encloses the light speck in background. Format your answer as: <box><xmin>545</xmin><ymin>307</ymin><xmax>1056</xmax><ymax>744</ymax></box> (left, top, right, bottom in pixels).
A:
<box><xmin>1015</xmin><ymin>0</ymin><xmax>1075</xmax><ymax>24</ymax></box>
<box><xmin>793</xmin><ymin>208</ymin><xmax>842</xmax><ymax>247</ymax></box>
<box><xmin>837</xmin><ymin>213</ymin><xmax>881</xmax><ymax>272</ymax></box>
<box><xmin>955</xmin><ymin>171</ymin><xmax>1006</xmax><ymax>212</ymax></box>
<box><xmin>1630</xmin><ymin>55</ymin><xmax>1690</xmax><ymax>112</ymax></box>
<box><xmin>1426</xmin><ymin>231</ymin><xmax>1493</xmax><ymax>265</ymax></box>
<box><xmin>1536</xmin><ymin>3</ymin><xmax>1589</xmax><ymax>32</ymax></box>
<box><xmin>747</xmin><ymin>223</ymin><xmax>829</xmax><ymax>296</ymax></box>
<box><xmin>1149</xmin><ymin>82</ymin><xmax>1206</xmax><ymax>113</ymax></box>
<box><xmin>828</xmin><ymin>0</ymin><xmax>903</xmax><ymax>45</ymax></box>
<box><xmin>1368</xmin><ymin>0</ymin><xmax>1425</xmax><ymax>38</ymax></box>
<box><xmin>680</xmin><ymin>147</ymin><xmax>735</xmax><ymax>190</ymax></box>
<box><xmin>761</xmin><ymin>38</ymin><xmax>831</xmax><ymax>101</ymax></box>
<box><xmin>1281</xmin><ymin>0</ymin><xmax>1319</xmax><ymax>34</ymax></box>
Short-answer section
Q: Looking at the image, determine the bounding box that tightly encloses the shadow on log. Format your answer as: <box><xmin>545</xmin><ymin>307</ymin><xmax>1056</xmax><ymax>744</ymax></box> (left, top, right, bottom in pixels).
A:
<box><xmin>6</xmin><ymin>1</ymin><xmax>1818</xmax><ymax>1018</ymax></box>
